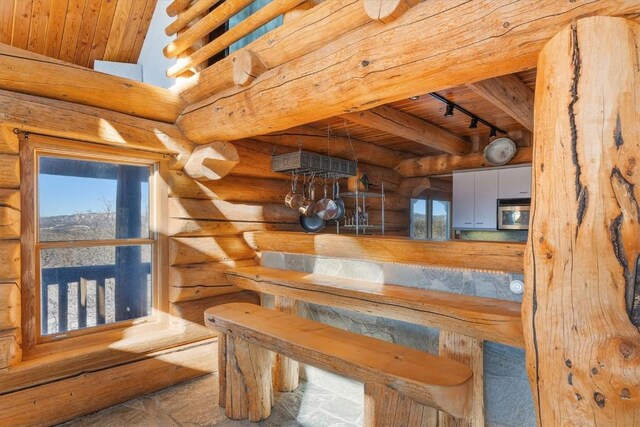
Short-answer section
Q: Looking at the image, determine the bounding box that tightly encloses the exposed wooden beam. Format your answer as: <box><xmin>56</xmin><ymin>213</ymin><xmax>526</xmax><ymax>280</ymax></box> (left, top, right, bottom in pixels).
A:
<box><xmin>340</xmin><ymin>105</ymin><xmax>470</xmax><ymax>155</ymax></box>
<box><xmin>525</xmin><ymin>17</ymin><xmax>640</xmax><ymax>425</ymax></box>
<box><xmin>467</xmin><ymin>74</ymin><xmax>535</xmax><ymax>131</ymax></box>
<box><xmin>175</xmin><ymin>0</ymin><xmax>374</xmax><ymax>105</ymax></box>
<box><xmin>396</xmin><ymin>146</ymin><xmax>532</xmax><ymax>177</ymax></box>
<box><xmin>251</xmin><ymin>125</ymin><xmax>412</xmax><ymax>170</ymax></box>
<box><xmin>167</xmin><ymin>0</ymin><xmax>192</xmax><ymax>17</ymax></box>
<box><xmin>183</xmin><ymin>142</ymin><xmax>240</xmax><ymax>181</ymax></box>
<box><xmin>0</xmin><ymin>90</ymin><xmax>194</xmax><ymax>168</ymax></box>
<box><xmin>176</xmin><ymin>1</ymin><xmax>640</xmax><ymax>143</ymax></box>
<box><xmin>0</xmin><ymin>44</ymin><xmax>184</xmax><ymax>124</ymax></box>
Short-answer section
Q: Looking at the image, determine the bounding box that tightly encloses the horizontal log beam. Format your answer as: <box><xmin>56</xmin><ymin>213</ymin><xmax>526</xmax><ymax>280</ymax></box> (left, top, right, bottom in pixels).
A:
<box><xmin>244</xmin><ymin>231</ymin><xmax>525</xmax><ymax>273</ymax></box>
<box><xmin>251</xmin><ymin>125</ymin><xmax>411</xmax><ymax>170</ymax></box>
<box><xmin>467</xmin><ymin>74</ymin><xmax>535</xmax><ymax>131</ymax></box>
<box><xmin>0</xmin><ymin>90</ymin><xmax>195</xmax><ymax>168</ymax></box>
<box><xmin>340</xmin><ymin>105</ymin><xmax>470</xmax><ymax>155</ymax></box>
<box><xmin>396</xmin><ymin>146</ymin><xmax>532</xmax><ymax>177</ymax></box>
<box><xmin>176</xmin><ymin>0</ymin><xmax>640</xmax><ymax>142</ymax></box>
<box><xmin>0</xmin><ymin>44</ymin><xmax>183</xmax><ymax>124</ymax></box>
<box><xmin>176</xmin><ymin>0</ymin><xmax>373</xmax><ymax>105</ymax></box>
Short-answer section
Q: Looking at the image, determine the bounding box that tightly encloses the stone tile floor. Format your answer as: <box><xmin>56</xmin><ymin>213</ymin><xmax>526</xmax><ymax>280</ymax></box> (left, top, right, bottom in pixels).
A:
<box><xmin>60</xmin><ymin>373</ymin><xmax>364</xmax><ymax>427</ymax></box>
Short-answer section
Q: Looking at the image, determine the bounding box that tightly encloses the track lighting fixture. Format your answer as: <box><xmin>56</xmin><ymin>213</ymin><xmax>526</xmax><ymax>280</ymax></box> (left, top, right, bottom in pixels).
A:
<box><xmin>444</xmin><ymin>103</ymin><xmax>454</xmax><ymax>117</ymax></box>
<box><xmin>429</xmin><ymin>92</ymin><xmax>506</xmax><ymax>136</ymax></box>
<box><xmin>490</xmin><ymin>127</ymin><xmax>497</xmax><ymax>138</ymax></box>
<box><xmin>409</xmin><ymin>95</ymin><xmax>420</xmax><ymax>100</ymax></box>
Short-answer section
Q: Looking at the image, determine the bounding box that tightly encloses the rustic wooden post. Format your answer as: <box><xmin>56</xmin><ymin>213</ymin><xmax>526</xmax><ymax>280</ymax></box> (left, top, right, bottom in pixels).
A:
<box><xmin>363</xmin><ymin>382</ymin><xmax>438</xmax><ymax>427</ymax></box>
<box><xmin>225</xmin><ymin>335</ymin><xmax>274</xmax><ymax>421</ymax></box>
<box><xmin>525</xmin><ymin>16</ymin><xmax>640</xmax><ymax>425</ymax></box>
<box><xmin>272</xmin><ymin>296</ymin><xmax>299</xmax><ymax>392</ymax></box>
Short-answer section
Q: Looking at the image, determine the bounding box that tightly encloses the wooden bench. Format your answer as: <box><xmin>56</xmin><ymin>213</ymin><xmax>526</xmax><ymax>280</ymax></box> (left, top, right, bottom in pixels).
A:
<box><xmin>205</xmin><ymin>302</ymin><xmax>473</xmax><ymax>426</ymax></box>
<box><xmin>226</xmin><ymin>266</ymin><xmax>524</xmax><ymax>347</ymax></box>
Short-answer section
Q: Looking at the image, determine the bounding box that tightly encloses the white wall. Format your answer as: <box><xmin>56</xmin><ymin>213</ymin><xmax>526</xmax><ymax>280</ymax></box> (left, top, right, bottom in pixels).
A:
<box><xmin>138</xmin><ymin>0</ymin><xmax>176</xmax><ymax>88</ymax></box>
<box><xmin>94</xmin><ymin>61</ymin><xmax>143</xmax><ymax>81</ymax></box>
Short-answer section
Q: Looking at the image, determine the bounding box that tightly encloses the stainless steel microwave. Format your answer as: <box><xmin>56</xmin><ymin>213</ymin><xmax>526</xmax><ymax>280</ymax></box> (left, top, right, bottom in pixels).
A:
<box><xmin>497</xmin><ymin>199</ymin><xmax>531</xmax><ymax>230</ymax></box>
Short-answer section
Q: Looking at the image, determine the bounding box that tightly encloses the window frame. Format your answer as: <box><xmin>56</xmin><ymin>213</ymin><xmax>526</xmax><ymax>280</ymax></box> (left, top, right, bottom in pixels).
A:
<box><xmin>410</xmin><ymin>197</ymin><xmax>452</xmax><ymax>240</ymax></box>
<box><xmin>20</xmin><ymin>134</ymin><xmax>169</xmax><ymax>358</ymax></box>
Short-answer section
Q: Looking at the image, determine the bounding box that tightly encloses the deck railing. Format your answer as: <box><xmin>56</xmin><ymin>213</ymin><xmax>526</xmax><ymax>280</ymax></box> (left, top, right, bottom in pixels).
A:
<box><xmin>41</xmin><ymin>263</ymin><xmax>151</xmax><ymax>336</ymax></box>
<box><xmin>164</xmin><ymin>0</ymin><xmax>308</xmax><ymax>78</ymax></box>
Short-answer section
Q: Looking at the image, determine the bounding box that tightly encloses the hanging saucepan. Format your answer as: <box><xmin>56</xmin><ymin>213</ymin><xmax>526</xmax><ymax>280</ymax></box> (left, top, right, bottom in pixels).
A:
<box><xmin>285</xmin><ymin>174</ymin><xmax>304</xmax><ymax>210</ymax></box>
<box><xmin>299</xmin><ymin>176</ymin><xmax>318</xmax><ymax>217</ymax></box>
<box><xmin>316</xmin><ymin>181</ymin><xmax>338</xmax><ymax>220</ymax></box>
<box><xmin>299</xmin><ymin>213</ymin><xmax>326</xmax><ymax>233</ymax></box>
<box><xmin>332</xmin><ymin>180</ymin><xmax>345</xmax><ymax>222</ymax></box>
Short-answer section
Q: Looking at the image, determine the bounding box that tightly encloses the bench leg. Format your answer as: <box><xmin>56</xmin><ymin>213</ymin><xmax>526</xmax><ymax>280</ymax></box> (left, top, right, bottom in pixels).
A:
<box><xmin>438</xmin><ymin>331</ymin><xmax>484</xmax><ymax>427</ymax></box>
<box><xmin>218</xmin><ymin>332</ymin><xmax>227</xmax><ymax>408</ymax></box>
<box><xmin>226</xmin><ymin>335</ymin><xmax>274</xmax><ymax>421</ymax></box>
<box><xmin>272</xmin><ymin>296</ymin><xmax>299</xmax><ymax>392</ymax></box>
<box><xmin>364</xmin><ymin>382</ymin><xmax>438</xmax><ymax>427</ymax></box>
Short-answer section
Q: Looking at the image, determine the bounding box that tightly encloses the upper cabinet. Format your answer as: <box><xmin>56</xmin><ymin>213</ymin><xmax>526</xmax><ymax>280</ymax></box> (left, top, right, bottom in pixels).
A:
<box><xmin>452</xmin><ymin>171</ymin><xmax>475</xmax><ymax>228</ymax></box>
<box><xmin>453</xmin><ymin>166</ymin><xmax>531</xmax><ymax>230</ymax></box>
<box><xmin>498</xmin><ymin>166</ymin><xmax>532</xmax><ymax>199</ymax></box>
<box><xmin>453</xmin><ymin>170</ymin><xmax>498</xmax><ymax>229</ymax></box>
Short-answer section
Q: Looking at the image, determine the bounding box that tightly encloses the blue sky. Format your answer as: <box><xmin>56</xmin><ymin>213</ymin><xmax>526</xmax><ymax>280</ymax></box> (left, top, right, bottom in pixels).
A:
<box><xmin>39</xmin><ymin>175</ymin><xmax>149</xmax><ymax>218</ymax></box>
<box><xmin>412</xmin><ymin>199</ymin><xmax>448</xmax><ymax>216</ymax></box>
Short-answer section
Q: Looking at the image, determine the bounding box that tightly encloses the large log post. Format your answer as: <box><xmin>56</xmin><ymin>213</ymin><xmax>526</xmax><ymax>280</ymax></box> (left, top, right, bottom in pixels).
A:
<box><xmin>525</xmin><ymin>16</ymin><xmax>640</xmax><ymax>425</ymax></box>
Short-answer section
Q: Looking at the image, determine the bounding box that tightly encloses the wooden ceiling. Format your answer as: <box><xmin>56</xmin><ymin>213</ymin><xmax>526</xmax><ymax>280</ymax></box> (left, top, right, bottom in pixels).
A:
<box><xmin>0</xmin><ymin>0</ymin><xmax>158</xmax><ymax>68</ymax></box>
<box><xmin>309</xmin><ymin>69</ymin><xmax>536</xmax><ymax>158</ymax></box>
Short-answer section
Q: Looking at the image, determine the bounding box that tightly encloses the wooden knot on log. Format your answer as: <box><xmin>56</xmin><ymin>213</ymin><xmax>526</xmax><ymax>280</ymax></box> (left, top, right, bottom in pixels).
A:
<box><xmin>183</xmin><ymin>141</ymin><xmax>240</xmax><ymax>181</ymax></box>
<box><xmin>233</xmin><ymin>50</ymin><xmax>268</xmax><ymax>87</ymax></box>
<box><xmin>363</xmin><ymin>0</ymin><xmax>419</xmax><ymax>24</ymax></box>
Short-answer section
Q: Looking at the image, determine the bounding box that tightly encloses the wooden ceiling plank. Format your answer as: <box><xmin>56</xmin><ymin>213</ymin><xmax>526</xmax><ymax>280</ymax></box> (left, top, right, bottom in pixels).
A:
<box><xmin>467</xmin><ymin>74</ymin><xmax>534</xmax><ymax>131</ymax></box>
<box><xmin>102</xmin><ymin>0</ymin><xmax>134</xmax><ymax>61</ymax></box>
<box><xmin>0</xmin><ymin>1</ymin><xmax>16</xmax><ymax>45</ymax></box>
<box><xmin>27</xmin><ymin>0</ymin><xmax>53</xmax><ymax>54</ymax></box>
<box><xmin>128</xmin><ymin>0</ymin><xmax>158</xmax><ymax>63</ymax></box>
<box><xmin>117</xmin><ymin>0</ymin><xmax>151</xmax><ymax>63</ymax></box>
<box><xmin>58</xmin><ymin>0</ymin><xmax>87</xmax><ymax>62</ymax></box>
<box><xmin>395</xmin><ymin>146</ymin><xmax>533</xmax><ymax>177</ymax></box>
<box><xmin>72</xmin><ymin>0</ymin><xmax>102</xmax><ymax>66</ymax></box>
<box><xmin>86</xmin><ymin>0</ymin><xmax>118</xmax><ymax>68</ymax></box>
<box><xmin>176</xmin><ymin>1</ymin><xmax>640</xmax><ymax>143</ymax></box>
<box><xmin>12</xmin><ymin>0</ymin><xmax>34</xmax><ymax>50</ymax></box>
<box><xmin>340</xmin><ymin>105</ymin><xmax>470</xmax><ymax>156</ymax></box>
<box><xmin>44</xmin><ymin>0</ymin><xmax>70</xmax><ymax>58</ymax></box>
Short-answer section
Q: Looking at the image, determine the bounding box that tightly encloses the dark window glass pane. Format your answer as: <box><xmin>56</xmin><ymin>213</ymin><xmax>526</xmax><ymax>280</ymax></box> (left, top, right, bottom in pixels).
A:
<box><xmin>40</xmin><ymin>245</ymin><xmax>152</xmax><ymax>336</ymax></box>
<box><xmin>39</xmin><ymin>157</ymin><xmax>150</xmax><ymax>241</ymax></box>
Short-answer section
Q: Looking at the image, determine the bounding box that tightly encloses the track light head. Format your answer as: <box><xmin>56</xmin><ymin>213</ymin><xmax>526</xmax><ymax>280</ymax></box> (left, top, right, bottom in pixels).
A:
<box><xmin>489</xmin><ymin>127</ymin><xmax>497</xmax><ymax>138</ymax></box>
<box><xmin>469</xmin><ymin>118</ymin><xmax>479</xmax><ymax>129</ymax></box>
<box><xmin>444</xmin><ymin>103</ymin><xmax>454</xmax><ymax>117</ymax></box>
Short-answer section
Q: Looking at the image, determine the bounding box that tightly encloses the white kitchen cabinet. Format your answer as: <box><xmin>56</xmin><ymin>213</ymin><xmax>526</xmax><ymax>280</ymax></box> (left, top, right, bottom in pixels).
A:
<box><xmin>498</xmin><ymin>166</ymin><xmax>532</xmax><ymax>199</ymax></box>
<box><xmin>453</xmin><ymin>171</ymin><xmax>475</xmax><ymax>228</ymax></box>
<box><xmin>473</xmin><ymin>169</ymin><xmax>498</xmax><ymax>229</ymax></box>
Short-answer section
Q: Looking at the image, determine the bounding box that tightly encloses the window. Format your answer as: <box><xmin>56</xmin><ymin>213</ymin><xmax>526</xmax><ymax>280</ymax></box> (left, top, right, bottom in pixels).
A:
<box><xmin>411</xmin><ymin>198</ymin><xmax>451</xmax><ymax>240</ymax></box>
<box><xmin>22</xmin><ymin>135</ymin><xmax>166</xmax><ymax>349</ymax></box>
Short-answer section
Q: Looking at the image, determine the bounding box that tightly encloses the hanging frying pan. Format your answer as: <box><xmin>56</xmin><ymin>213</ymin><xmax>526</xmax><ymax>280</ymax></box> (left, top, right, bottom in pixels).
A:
<box><xmin>299</xmin><ymin>214</ymin><xmax>326</xmax><ymax>233</ymax></box>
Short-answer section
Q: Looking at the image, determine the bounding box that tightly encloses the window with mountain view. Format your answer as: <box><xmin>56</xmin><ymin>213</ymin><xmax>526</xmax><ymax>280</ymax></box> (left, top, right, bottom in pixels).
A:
<box><xmin>410</xmin><ymin>198</ymin><xmax>451</xmax><ymax>240</ymax></box>
<box><xmin>36</xmin><ymin>155</ymin><xmax>155</xmax><ymax>338</ymax></box>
